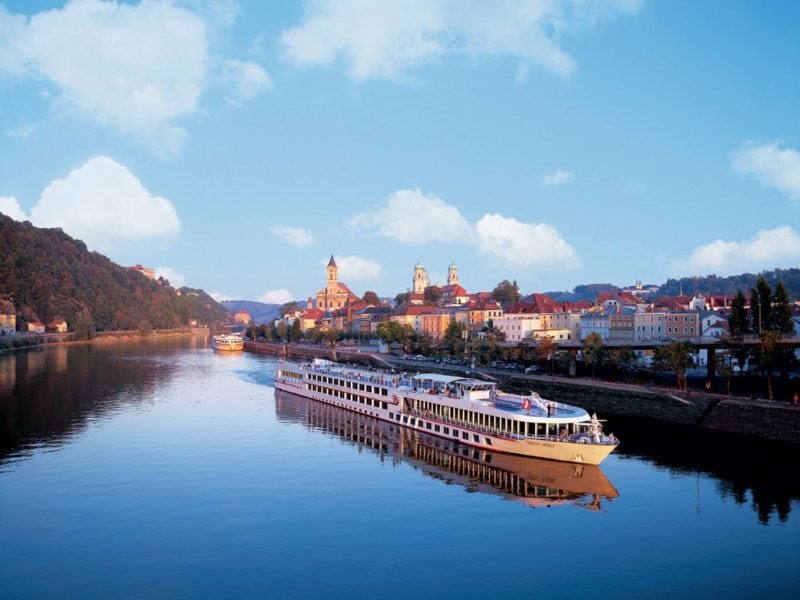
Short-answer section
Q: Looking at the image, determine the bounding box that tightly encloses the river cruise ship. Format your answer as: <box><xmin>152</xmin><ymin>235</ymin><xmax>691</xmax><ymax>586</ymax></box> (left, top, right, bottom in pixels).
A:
<box><xmin>275</xmin><ymin>389</ymin><xmax>619</xmax><ymax>510</ymax></box>
<box><xmin>275</xmin><ymin>359</ymin><xmax>619</xmax><ymax>465</ymax></box>
<box><xmin>212</xmin><ymin>334</ymin><xmax>244</xmax><ymax>352</ymax></box>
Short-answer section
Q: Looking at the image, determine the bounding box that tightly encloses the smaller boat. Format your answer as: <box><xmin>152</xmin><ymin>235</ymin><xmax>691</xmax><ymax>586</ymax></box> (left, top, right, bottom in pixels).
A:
<box><xmin>212</xmin><ymin>333</ymin><xmax>244</xmax><ymax>352</ymax></box>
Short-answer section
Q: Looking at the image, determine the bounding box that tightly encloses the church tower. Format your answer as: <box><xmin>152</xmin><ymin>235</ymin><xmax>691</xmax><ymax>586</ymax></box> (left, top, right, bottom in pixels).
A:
<box><xmin>448</xmin><ymin>262</ymin><xmax>459</xmax><ymax>286</ymax></box>
<box><xmin>326</xmin><ymin>255</ymin><xmax>338</xmax><ymax>294</ymax></box>
<box><xmin>413</xmin><ymin>262</ymin><xmax>429</xmax><ymax>294</ymax></box>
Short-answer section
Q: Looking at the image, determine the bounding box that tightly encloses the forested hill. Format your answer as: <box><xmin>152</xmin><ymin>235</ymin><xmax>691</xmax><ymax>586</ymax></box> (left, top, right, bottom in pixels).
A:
<box><xmin>0</xmin><ymin>215</ymin><xmax>230</xmax><ymax>332</ymax></box>
<box><xmin>658</xmin><ymin>269</ymin><xmax>800</xmax><ymax>297</ymax></box>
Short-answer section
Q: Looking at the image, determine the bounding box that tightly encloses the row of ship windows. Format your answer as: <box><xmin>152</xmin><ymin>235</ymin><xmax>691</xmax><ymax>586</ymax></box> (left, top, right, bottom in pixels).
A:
<box><xmin>308</xmin><ymin>384</ymin><xmax>389</xmax><ymax>410</ymax></box>
<box><xmin>308</xmin><ymin>373</ymin><xmax>390</xmax><ymax>396</ymax></box>
<box><xmin>388</xmin><ymin>411</ymin><xmax>489</xmax><ymax>445</ymax></box>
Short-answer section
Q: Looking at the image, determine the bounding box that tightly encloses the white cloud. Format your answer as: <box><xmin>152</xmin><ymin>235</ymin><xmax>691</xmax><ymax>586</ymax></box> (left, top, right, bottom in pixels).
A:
<box><xmin>280</xmin><ymin>0</ymin><xmax>641</xmax><ymax>82</ymax></box>
<box><xmin>673</xmin><ymin>226</ymin><xmax>800</xmax><ymax>276</ymax></box>
<box><xmin>475</xmin><ymin>213</ymin><xmax>580</xmax><ymax>268</ymax></box>
<box><xmin>731</xmin><ymin>142</ymin><xmax>800</xmax><ymax>202</ymax></box>
<box><xmin>271</xmin><ymin>225</ymin><xmax>315</xmax><ymax>248</ymax></box>
<box><xmin>154</xmin><ymin>266</ymin><xmax>186</xmax><ymax>288</ymax></box>
<box><xmin>218</xmin><ymin>58</ymin><xmax>272</xmax><ymax>106</ymax></box>
<box><xmin>0</xmin><ymin>0</ymin><xmax>269</xmax><ymax>156</ymax></box>
<box><xmin>0</xmin><ymin>196</ymin><xmax>27</xmax><ymax>221</ymax></box>
<box><xmin>347</xmin><ymin>188</ymin><xmax>579</xmax><ymax>269</ymax></box>
<box><xmin>541</xmin><ymin>168</ymin><xmax>574</xmax><ymax>186</ymax></box>
<box><xmin>30</xmin><ymin>156</ymin><xmax>181</xmax><ymax>253</ymax></box>
<box><xmin>323</xmin><ymin>256</ymin><xmax>382</xmax><ymax>281</ymax></box>
<box><xmin>210</xmin><ymin>291</ymin><xmax>234</xmax><ymax>302</ymax></box>
<box><xmin>348</xmin><ymin>189</ymin><xmax>472</xmax><ymax>244</ymax></box>
<box><xmin>259</xmin><ymin>289</ymin><xmax>294</xmax><ymax>304</ymax></box>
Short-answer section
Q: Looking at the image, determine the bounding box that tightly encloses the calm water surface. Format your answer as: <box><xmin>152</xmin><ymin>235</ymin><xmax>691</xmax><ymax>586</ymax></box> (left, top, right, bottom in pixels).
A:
<box><xmin>1</xmin><ymin>339</ymin><xmax>799</xmax><ymax>599</ymax></box>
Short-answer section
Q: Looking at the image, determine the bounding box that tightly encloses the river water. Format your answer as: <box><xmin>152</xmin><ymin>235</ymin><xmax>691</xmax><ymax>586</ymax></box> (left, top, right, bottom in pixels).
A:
<box><xmin>1</xmin><ymin>339</ymin><xmax>798</xmax><ymax>599</ymax></box>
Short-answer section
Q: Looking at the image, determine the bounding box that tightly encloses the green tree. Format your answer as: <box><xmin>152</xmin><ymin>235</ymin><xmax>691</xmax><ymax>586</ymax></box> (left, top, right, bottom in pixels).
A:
<box><xmin>753</xmin><ymin>331</ymin><xmax>782</xmax><ymax>400</ymax></box>
<box><xmin>534</xmin><ymin>335</ymin><xmax>557</xmax><ymax>374</ymax></box>
<box><xmin>275</xmin><ymin>321</ymin><xmax>288</xmax><ymax>341</ymax></box>
<box><xmin>582</xmin><ymin>333</ymin><xmax>605</xmax><ymax>379</ymax></box>
<box><xmin>394</xmin><ymin>292</ymin><xmax>411</xmax><ymax>306</ymax></box>
<box><xmin>280</xmin><ymin>301</ymin><xmax>298</xmax><ymax>317</ymax></box>
<box><xmin>377</xmin><ymin>321</ymin><xmax>404</xmax><ymax>344</ymax></box>
<box><xmin>653</xmin><ymin>341</ymin><xmax>695</xmax><ymax>391</ymax></box>
<box><xmin>442</xmin><ymin>321</ymin><xmax>467</xmax><ymax>356</ymax></box>
<box><xmin>728</xmin><ymin>290</ymin><xmax>748</xmax><ymax>335</ymax></box>
<box><xmin>424</xmin><ymin>286</ymin><xmax>442</xmax><ymax>305</ymax></box>
<box><xmin>289</xmin><ymin>318</ymin><xmax>302</xmax><ymax>342</ymax></box>
<box><xmin>322</xmin><ymin>328</ymin><xmax>339</xmax><ymax>347</ymax></box>
<box><xmin>751</xmin><ymin>275</ymin><xmax>772</xmax><ymax>334</ymax></box>
<box><xmin>362</xmin><ymin>291</ymin><xmax>381</xmax><ymax>306</ymax></box>
<box><xmin>491</xmin><ymin>279</ymin><xmax>521</xmax><ymax>304</ymax></box>
<box><xmin>771</xmin><ymin>280</ymin><xmax>793</xmax><ymax>333</ymax></box>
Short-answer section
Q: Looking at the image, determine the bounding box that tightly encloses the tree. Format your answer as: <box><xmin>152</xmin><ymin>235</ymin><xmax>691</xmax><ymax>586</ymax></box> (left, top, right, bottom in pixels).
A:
<box><xmin>752</xmin><ymin>275</ymin><xmax>772</xmax><ymax>334</ymax></box>
<box><xmin>442</xmin><ymin>321</ymin><xmax>467</xmax><ymax>356</ymax></box>
<box><xmin>424</xmin><ymin>286</ymin><xmax>442</xmax><ymax>305</ymax></box>
<box><xmin>728</xmin><ymin>291</ymin><xmax>748</xmax><ymax>335</ymax></box>
<box><xmin>653</xmin><ymin>341</ymin><xmax>695</xmax><ymax>391</ymax></box>
<box><xmin>492</xmin><ymin>279</ymin><xmax>521</xmax><ymax>304</ymax></box>
<box><xmin>362</xmin><ymin>291</ymin><xmax>381</xmax><ymax>306</ymax></box>
<box><xmin>394</xmin><ymin>292</ymin><xmax>411</xmax><ymax>306</ymax></box>
<box><xmin>279</xmin><ymin>301</ymin><xmax>298</xmax><ymax>317</ymax></box>
<box><xmin>582</xmin><ymin>333</ymin><xmax>605</xmax><ymax>379</ymax></box>
<box><xmin>289</xmin><ymin>318</ymin><xmax>302</xmax><ymax>342</ymax></box>
<box><xmin>535</xmin><ymin>335</ymin><xmax>557</xmax><ymax>374</ymax></box>
<box><xmin>771</xmin><ymin>280</ymin><xmax>793</xmax><ymax>333</ymax></box>
<box><xmin>753</xmin><ymin>331</ymin><xmax>782</xmax><ymax>400</ymax></box>
<box><xmin>275</xmin><ymin>321</ymin><xmax>288</xmax><ymax>341</ymax></box>
<box><xmin>322</xmin><ymin>328</ymin><xmax>339</xmax><ymax>347</ymax></box>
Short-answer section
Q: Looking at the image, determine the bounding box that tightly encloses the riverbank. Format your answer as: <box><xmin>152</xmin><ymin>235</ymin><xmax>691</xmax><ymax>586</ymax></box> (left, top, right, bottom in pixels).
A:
<box><xmin>246</xmin><ymin>340</ymin><xmax>800</xmax><ymax>445</ymax></box>
<box><xmin>0</xmin><ymin>327</ymin><xmax>209</xmax><ymax>354</ymax></box>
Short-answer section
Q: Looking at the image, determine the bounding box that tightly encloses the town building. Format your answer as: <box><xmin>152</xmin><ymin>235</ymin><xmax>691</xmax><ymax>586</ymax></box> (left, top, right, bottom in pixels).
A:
<box><xmin>466</xmin><ymin>299</ymin><xmax>503</xmax><ymax>334</ymax></box>
<box><xmin>0</xmin><ymin>295</ymin><xmax>16</xmax><ymax>335</ymax></box>
<box><xmin>412</xmin><ymin>262</ymin><xmax>430</xmax><ymax>294</ymax></box>
<box><xmin>580</xmin><ymin>310</ymin><xmax>609</xmax><ymax>340</ymax></box>
<box><xmin>608</xmin><ymin>308</ymin><xmax>635</xmax><ymax>341</ymax></box>
<box><xmin>130</xmin><ymin>264</ymin><xmax>156</xmax><ymax>280</ymax></box>
<box><xmin>634</xmin><ymin>311</ymin><xmax>666</xmax><ymax>341</ymax></box>
<box><xmin>234</xmin><ymin>310</ymin><xmax>252</xmax><ymax>325</ymax></box>
<box><xmin>47</xmin><ymin>316</ymin><xmax>68</xmax><ymax>333</ymax></box>
<box><xmin>27</xmin><ymin>321</ymin><xmax>45</xmax><ymax>334</ymax></box>
<box><xmin>663</xmin><ymin>312</ymin><xmax>700</xmax><ymax>340</ymax></box>
<box><xmin>317</xmin><ymin>256</ymin><xmax>359</xmax><ymax>310</ymax></box>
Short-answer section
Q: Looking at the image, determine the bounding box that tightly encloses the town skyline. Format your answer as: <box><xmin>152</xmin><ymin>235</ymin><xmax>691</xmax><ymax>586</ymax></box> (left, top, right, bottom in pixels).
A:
<box><xmin>1</xmin><ymin>1</ymin><xmax>798</xmax><ymax>303</ymax></box>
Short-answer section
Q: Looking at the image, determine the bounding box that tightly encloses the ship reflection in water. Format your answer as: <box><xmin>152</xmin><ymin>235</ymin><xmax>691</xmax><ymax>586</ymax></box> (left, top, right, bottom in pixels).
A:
<box><xmin>275</xmin><ymin>389</ymin><xmax>619</xmax><ymax>511</ymax></box>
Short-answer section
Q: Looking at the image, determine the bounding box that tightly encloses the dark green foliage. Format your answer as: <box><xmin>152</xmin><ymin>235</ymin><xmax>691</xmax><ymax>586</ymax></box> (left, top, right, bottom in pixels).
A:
<box><xmin>0</xmin><ymin>215</ymin><xmax>229</xmax><ymax>331</ymax></box>
<box><xmin>423</xmin><ymin>285</ymin><xmax>442</xmax><ymax>305</ymax></box>
<box><xmin>659</xmin><ymin>269</ymin><xmax>800</xmax><ymax>298</ymax></box>
<box><xmin>362</xmin><ymin>290</ymin><xmax>380</xmax><ymax>306</ymax></box>
<box><xmin>289</xmin><ymin>319</ymin><xmax>302</xmax><ymax>342</ymax></box>
<box><xmin>728</xmin><ymin>291</ymin><xmax>748</xmax><ymax>335</ymax></box>
<box><xmin>772</xmin><ymin>281</ymin><xmax>793</xmax><ymax>334</ymax></box>
<box><xmin>491</xmin><ymin>279</ymin><xmax>521</xmax><ymax>304</ymax></box>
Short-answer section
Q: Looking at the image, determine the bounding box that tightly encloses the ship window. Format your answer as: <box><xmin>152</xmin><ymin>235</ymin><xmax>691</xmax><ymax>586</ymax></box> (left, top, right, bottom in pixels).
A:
<box><xmin>389</xmin><ymin>412</ymin><xmax>394</xmax><ymax>419</ymax></box>
<box><xmin>381</xmin><ymin>402</ymin><xmax>388</xmax><ymax>410</ymax></box>
<box><xmin>462</xmin><ymin>432</ymin><xmax>468</xmax><ymax>440</ymax></box>
<box><xmin>484</xmin><ymin>437</ymin><xmax>492</xmax><ymax>445</ymax></box>
<box><xmin>426</xmin><ymin>422</ymin><xmax>431</xmax><ymax>430</ymax></box>
<box><xmin>411</xmin><ymin>418</ymin><xmax>416</xmax><ymax>426</ymax></box>
<box><xmin>473</xmin><ymin>434</ymin><xmax>480</xmax><ymax>443</ymax></box>
<box><xmin>434</xmin><ymin>425</ymin><xmax>440</xmax><ymax>432</ymax></box>
<box><xmin>403</xmin><ymin>416</ymin><xmax>408</xmax><ymax>423</ymax></box>
<box><xmin>444</xmin><ymin>427</ymin><xmax>450</xmax><ymax>435</ymax></box>
<box><xmin>396</xmin><ymin>415</ymin><xmax>401</xmax><ymax>421</ymax></box>
<box><xmin>453</xmin><ymin>430</ymin><xmax>459</xmax><ymax>437</ymax></box>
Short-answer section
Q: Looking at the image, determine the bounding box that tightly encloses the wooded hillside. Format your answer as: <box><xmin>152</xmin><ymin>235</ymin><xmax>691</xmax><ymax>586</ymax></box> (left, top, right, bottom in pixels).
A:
<box><xmin>0</xmin><ymin>215</ymin><xmax>230</xmax><ymax>332</ymax></box>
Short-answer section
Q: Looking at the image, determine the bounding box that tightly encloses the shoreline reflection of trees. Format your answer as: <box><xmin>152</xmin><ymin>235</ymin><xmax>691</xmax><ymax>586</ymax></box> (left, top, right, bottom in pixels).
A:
<box><xmin>275</xmin><ymin>390</ymin><xmax>619</xmax><ymax>511</ymax></box>
<box><xmin>0</xmin><ymin>339</ymin><xmax>195</xmax><ymax>462</ymax></box>
<box><xmin>610</xmin><ymin>415</ymin><xmax>800</xmax><ymax>524</ymax></box>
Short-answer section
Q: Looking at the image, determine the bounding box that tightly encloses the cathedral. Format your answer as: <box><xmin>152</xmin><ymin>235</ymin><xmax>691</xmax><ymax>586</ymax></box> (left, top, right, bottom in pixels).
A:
<box><xmin>316</xmin><ymin>255</ymin><xmax>358</xmax><ymax>310</ymax></box>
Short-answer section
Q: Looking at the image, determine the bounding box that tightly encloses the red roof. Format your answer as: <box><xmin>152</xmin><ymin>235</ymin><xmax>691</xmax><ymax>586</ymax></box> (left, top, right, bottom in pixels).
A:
<box><xmin>302</xmin><ymin>309</ymin><xmax>324</xmax><ymax>320</ymax></box>
<box><xmin>394</xmin><ymin>305</ymin><xmax>437</xmax><ymax>316</ymax></box>
<box><xmin>597</xmin><ymin>291</ymin><xmax>640</xmax><ymax>305</ymax></box>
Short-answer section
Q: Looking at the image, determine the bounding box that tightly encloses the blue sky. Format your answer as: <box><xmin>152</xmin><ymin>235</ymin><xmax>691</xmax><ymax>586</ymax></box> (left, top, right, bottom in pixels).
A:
<box><xmin>1</xmin><ymin>0</ymin><xmax>798</xmax><ymax>304</ymax></box>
